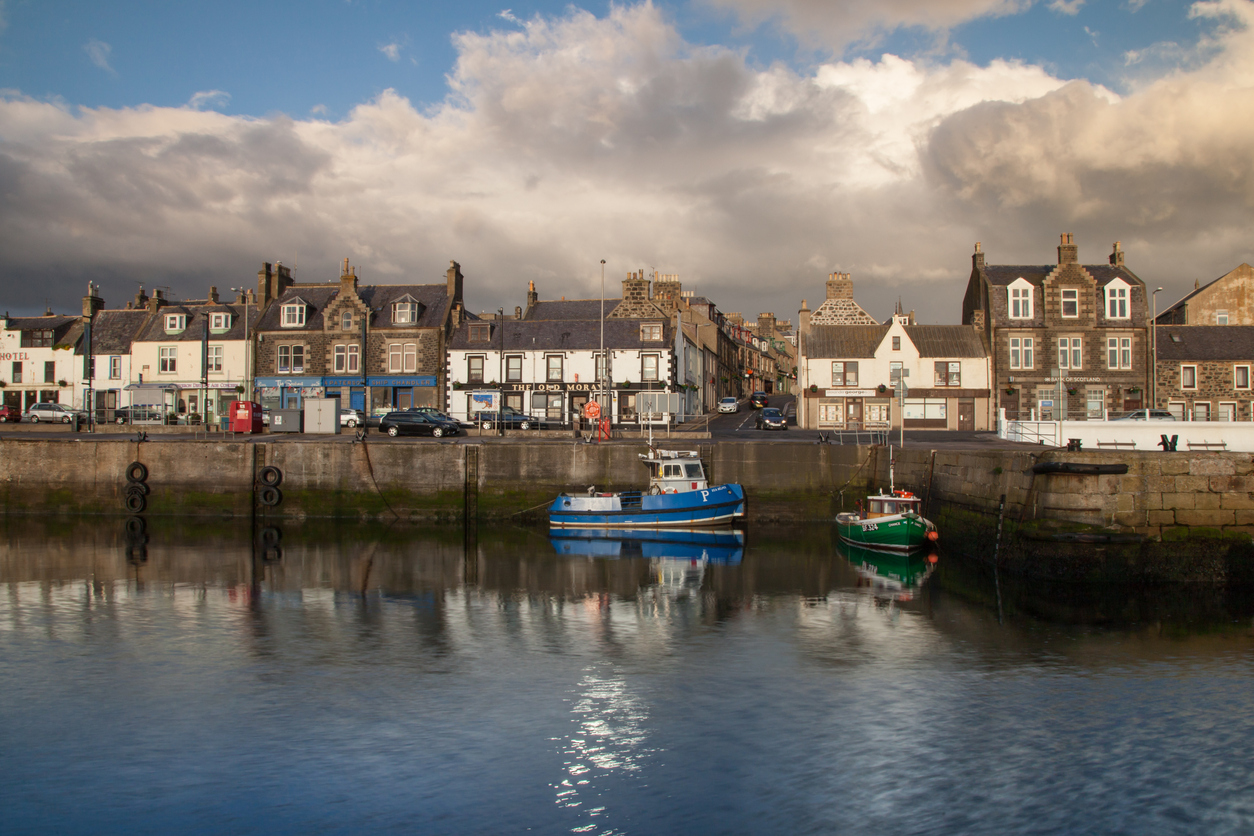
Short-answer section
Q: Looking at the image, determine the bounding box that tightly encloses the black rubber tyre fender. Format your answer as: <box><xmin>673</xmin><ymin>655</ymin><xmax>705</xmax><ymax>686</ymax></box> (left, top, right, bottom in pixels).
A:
<box><xmin>258</xmin><ymin>465</ymin><xmax>283</xmax><ymax>487</ymax></box>
<box><xmin>126</xmin><ymin>461</ymin><xmax>148</xmax><ymax>483</ymax></box>
<box><xmin>124</xmin><ymin>492</ymin><xmax>147</xmax><ymax>513</ymax></box>
<box><xmin>125</xmin><ymin>482</ymin><xmax>150</xmax><ymax>497</ymax></box>
<box><xmin>259</xmin><ymin>526</ymin><xmax>282</xmax><ymax>547</ymax></box>
<box><xmin>262</xmin><ymin>546</ymin><xmax>283</xmax><ymax>563</ymax></box>
<box><xmin>258</xmin><ymin>486</ymin><xmax>282</xmax><ymax>507</ymax></box>
<box><xmin>124</xmin><ymin>516</ymin><xmax>147</xmax><ymax>537</ymax></box>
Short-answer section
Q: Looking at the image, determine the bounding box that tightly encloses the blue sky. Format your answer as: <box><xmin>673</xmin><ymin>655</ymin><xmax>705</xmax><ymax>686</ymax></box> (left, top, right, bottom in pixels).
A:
<box><xmin>0</xmin><ymin>0</ymin><xmax>1250</xmax><ymax>319</ymax></box>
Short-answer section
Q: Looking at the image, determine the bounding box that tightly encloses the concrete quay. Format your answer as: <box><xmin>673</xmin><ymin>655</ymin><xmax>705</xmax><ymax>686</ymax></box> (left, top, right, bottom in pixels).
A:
<box><xmin>1</xmin><ymin>436</ymin><xmax>1251</xmax><ymax>583</ymax></box>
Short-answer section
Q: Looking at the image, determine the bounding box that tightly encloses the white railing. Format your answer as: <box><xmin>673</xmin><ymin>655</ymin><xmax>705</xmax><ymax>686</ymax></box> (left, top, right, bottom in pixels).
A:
<box><xmin>999</xmin><ymin>415</ymin><xmax>1254</xmax><ymax>452</ymax></box>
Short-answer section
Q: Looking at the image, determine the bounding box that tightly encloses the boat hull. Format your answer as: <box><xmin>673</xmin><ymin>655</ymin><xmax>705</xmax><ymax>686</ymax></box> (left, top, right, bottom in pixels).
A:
<box><xmin>549</xmin><ymin>527</ymin><xmax>745</xmax><ymax>564</ymax></box>
<box><xmin>549</xmin><ymin>484</ymin><xmax>746</xmax><ymax>528</ymax></box>
<box><xmin>836</xmin><ymin>511</ymin><xmax>935</xmax><ymax>551</ymax></box>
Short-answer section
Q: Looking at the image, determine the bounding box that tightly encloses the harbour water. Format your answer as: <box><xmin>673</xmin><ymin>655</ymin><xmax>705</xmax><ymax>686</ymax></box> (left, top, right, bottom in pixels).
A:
<box><xmin>2</xmin><ymin>518</ymin><xmax>1253</xmax><ymax>835</ymax></box>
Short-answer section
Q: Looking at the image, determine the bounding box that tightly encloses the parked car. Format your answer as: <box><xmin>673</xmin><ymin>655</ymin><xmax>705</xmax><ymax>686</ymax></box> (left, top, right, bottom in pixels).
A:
<box><xmin>0</xmin><ymin>405</ymin><xmax>22</xmax><ymax>423</ymax></box>
<box><xmin>378</xmin><ymin>411</ymin><xmax>460</xmax><ymax>438</ymax></box>
<box><xmin>339</xmin><ymin>408</ymin><xmax>366</xmax><ymax>428</ymax></box>
<box><xmin>717</xmin><ymin>397</ymin><xmax>739</xmax><ymax>414</ymax></box>
<box><xmin>1111</xmin><ymin>409</ymin><xmax>1177</xmax><ymax>421</ymax></box>
<box><xmin>473</xmin><ymin>406</ymin><xmax>544</xmax><ymax>430</ymax></box>
<box><xmin>24</xmin><ymin>403</ymin><xmax>88</xmax><ymax>424</ymax></box>
<box><xmin>749</xmin><ymin>392</ymin><xmax>769</xmax><ymax>409</ymax></box>
<box><xmin>408</xmin><ymin>406</ymin><xmax>472</xmax><ymax>427</ymax></box>
<box><xmin>113</xmin><ymin>406</ymin><xmax>174</xmax><ymax>424</ymax></box>
<box><xmin>755</xmin><ymin>407</ymin><xmax>787</xmax><ymax>430</ymax></box>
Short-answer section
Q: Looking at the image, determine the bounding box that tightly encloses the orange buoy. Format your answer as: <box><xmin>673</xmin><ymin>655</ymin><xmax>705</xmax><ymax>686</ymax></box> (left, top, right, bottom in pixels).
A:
<box><xmin>928</xmin><ymin>554</ymin><xmax>938</xmax><ymax>563</ymax></box>
<box><xmin>926</xmin><ymin>530</ymin><xmax>939</xmax><ymax>541</ymax></box>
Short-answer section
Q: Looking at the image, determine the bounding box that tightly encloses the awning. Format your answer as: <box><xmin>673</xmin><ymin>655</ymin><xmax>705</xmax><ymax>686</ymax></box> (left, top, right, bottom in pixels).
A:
<box><xmin>124</xmin><ymin>383</ymin><xmax>180</xmax><ymax>391</ymax></box>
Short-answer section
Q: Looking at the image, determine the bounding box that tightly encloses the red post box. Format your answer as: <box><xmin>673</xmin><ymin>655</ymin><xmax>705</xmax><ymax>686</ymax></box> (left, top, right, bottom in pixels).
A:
<box><xmin>230</xmin><ymin>400</ymin><xmax>264</xmax><ymax>434</ymax></box>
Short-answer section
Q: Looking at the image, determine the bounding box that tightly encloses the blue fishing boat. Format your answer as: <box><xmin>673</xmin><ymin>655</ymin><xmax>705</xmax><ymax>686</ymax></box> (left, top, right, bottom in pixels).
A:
<box><xmin>549</xmin><ymin>527</ymin><xmax>745</xmax><ymax>564</ymax></box>
<box><xmin>548</xmin><ymin>449</ymin><xmax>746</xmax><ymax>528</ymax></box>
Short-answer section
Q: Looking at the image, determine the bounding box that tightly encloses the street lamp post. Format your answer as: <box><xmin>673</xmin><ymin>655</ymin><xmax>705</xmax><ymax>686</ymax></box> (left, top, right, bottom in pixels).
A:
<box><xmin>230</xmin><ymin>287</ymin><xmax>251</xmax><ymax>404</ymax></box>
<box><xmin>600</xmin><ymin>259</ymin><xmax>606</xmax><ymax>436</ymax></box>
<box><xmin>498</xmin><ymin>307</ymin><xmax>504</xmax><ymax>437</ymax></box>
<box><xmin>1152</xmin><ymin>287</ymin><xmax>1163</xmax><ymax>410</ymax></box>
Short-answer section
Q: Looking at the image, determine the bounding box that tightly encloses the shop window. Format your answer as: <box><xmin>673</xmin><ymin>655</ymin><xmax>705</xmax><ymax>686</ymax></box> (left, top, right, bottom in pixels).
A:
<box><xmin>109</xmin><ymin>356</ymin><xmax>121</xmax><ymax>379</ymax></box>
<box><xmin>1058</xmin><ymin>338</ymin><xmax>1081</xmax><ymax>370</ymax></box>
<box><xmin>44</xmin><ymin>361</ymin><xmax>55</xmax><ymax>383</ymax></box>
<box><xmin>865</xmin><ymin>403</ymin><xmax>889</xmax><ymax>424</ymax></box>
<box><xmin>532</xmin><ymin>392</ymin><xmax>563</xmax><ymax>420</ymax></box>
<box><xmin>818</xmin><ymin>402</ymin><xmax>841</xmax><ymax>425</ymax></box>
<box><xmin>547</xmin><ymin>355</ymin><xmax>564</xmax><ymax>383</ymax></box>
<box><xmin>1181</xmin><ymin>365</ymin><xmax>1197</xmax><ymax>390</ymax></box>
<box><xmin>1235</xmin><ymin>365</ymin><xmax>1250</xmax><ymax>390</ymax></box>
<box><xmin>505</xmin><ymin>393</ymin><xmax>523</xmax><ymax>412</ymax></box>
<box><xmin>620</xmin><ymin>393</ymin><xmax>636</xmax><ymax>420</ymax></box>
<box><xmin>467</xmin><ymin>356</ymin><xmax>484</xmax><ymax>384</ymax></box>
<box><xmin>641</xmin><ymin>354</ymin><xmax>658</xmax><ymax>382</ymax></box>
<box><xmin>1061</xmin><ymin>289</ymin><xmax>1079</xmax><ymax>318</ymax></box>
<box><xmin>159</xmin><ymin>346</ymin><xmax>177</xmax><ymax>373</ymax></box>
<box><xmin>1086</xmin><ymin>389</ymin><xmax>1105</xmax><ymax>419</ymax></box>
<box><xmin>506</xmin><ymin>355</ymin><xmax>522</xmax><ymax>382</ymax></box>
<box><xmin>207</xmin><ymin>345</ymin><xmax>223</xmax><ymax>373</ymax></box>
<box><xmin>903</xmin><ymin>398</ymin><xmax>946</xmax><ymax>420</ymax></box>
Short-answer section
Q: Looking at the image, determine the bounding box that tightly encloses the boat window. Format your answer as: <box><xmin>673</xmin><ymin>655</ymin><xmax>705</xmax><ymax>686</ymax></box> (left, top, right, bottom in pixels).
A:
<box><xmin>883</xmin><ymin>502</ymin><xmax>896</xmax><ymax>514</ymax></box>
<box><xmin>684</xmin><ymin>463</ymin><xmax>703</xmax><ymax>479</ymax></box>
<box><xmin>869</xmin><ymin>501</ymin><xmax>882</xmax><ymax>513</ymax></box>
<box><xmin>664</xmin><ymin>464</ymin><xmax>682</xmax><ymax>478</ymax></box>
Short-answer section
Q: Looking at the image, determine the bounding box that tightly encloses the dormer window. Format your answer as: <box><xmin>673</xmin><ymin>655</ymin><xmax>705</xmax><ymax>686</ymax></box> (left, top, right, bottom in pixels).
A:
<box><xmin>281</xmin><ymin>301</ymin><xmax>306</xmax><ymax>327</ymax></box>
<box><xmin>209</xmin><ymin>313</ymin><xmax>232</xmax><ymax>332</ymax></box>
<box><xmin>1217</xmin><ymin>310</ymin><xmax>1229</xmax><ymax>325</ymax></box>
<box><xmin>341</xmin><ymin>311</ymin><xmax>353</xmax><ymax>330</ymax></box>
<box><xmin>640</xmin><ymin>323</ymin><xmax>663</xmax><ymax>341</ymax></box>
<box><xmin>1105</xmin><ymin>280</ymin><xmax>1130</xmax><ymax>319</ymax></box>
<box><xmin>1061</xmin><ymin>289</ymin><xmax>1079</xmax><ymax>318</ymax></box>
<box><xmin>469</xmin><ymin>323</ymin><xmax>490</xmax><ymax>342</ymax></box>
<box><xmin>1008</xmin><ymin>280</ymin><xmax>1033</xmax><ymax>319</ymax></box>
<box><xmin>393</xmin><ymin>301</ymin><xmax>419</xmax><ymax>324</ymax></box>
<box><xmin>165</xmin><ymin>314</ymin><xmax>186</xmax><ymax>333</ymax></box>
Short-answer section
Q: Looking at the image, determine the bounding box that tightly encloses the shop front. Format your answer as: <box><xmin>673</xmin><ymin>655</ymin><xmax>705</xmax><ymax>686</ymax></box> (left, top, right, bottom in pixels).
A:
<box><xmin>367</xmin><ymin>375</ymin><xmax>439</xmax><ymax>413</ymax></box>
<box><xmin>815</xmin><ymin>389</ymin><xmax>889</xmax><ymax>430</ymax></box>
<box><xmin>322</xmin><ymin>377</ymin><xmax>368</xmax><ymax>413</ymax></box>
<box><xmin>254</xmin><ymin>377</ymin><xmax>325</xmax><ymax>411</ymax></box>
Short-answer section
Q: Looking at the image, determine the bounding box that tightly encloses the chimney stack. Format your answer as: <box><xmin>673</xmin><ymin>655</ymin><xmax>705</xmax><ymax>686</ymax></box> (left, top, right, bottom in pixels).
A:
<box><xmin>527</xmin><ymin>280</ymin><xmax>539</xmax><ymax>310</ymax></box>
<box><xmin>514</xmin><ymin>306</ymin><xmax>522</xmax><ymax>320</ymax></box>
<box><xmin>798</xmin><ymin>300</ymin><xmax>811</xmax><ymax>335</ymax></box>
<box><xmin>208</xmin><ymin>285</ymin><xmax>220</xmax><ymax>304</ymax></box>
<box><xmin>340</xmin><ymin>258</ymin><xmax>358</xmax><ymax>294</ymax></box>
<box><xmin>973</xmin><ymin>241</ymin><xmax>985</xmax><ymax>271</ymax></box>
<box><xmin>257</xmin><ymin>262</ymin><xmax>274</xmax><ymax>307</ymax></box>
<box><xmin>1058</xmin><ymin>232</ymin><xmax>1078</xmax><ymax>265</ymax></box>
<box><xmin>82</xmin><ymin>282</ymin><xmax>104</xmax><ymax>319</ymax></box>
<box><xmin>446</xmin><ymin>260</ymin><xmax>463</xmax><ymax>304</ymax></box>
<box><xmin>1109</xmin><ymin>241</ymin><xmax>1124</xmax><ymax>267</ymax></box>
<box><xmin>826</xmin><ymin>272</ymin><xmax>853</xmax><ymax>300</ymax></box>
<box><xmin>135</xmin><ymin>285</ymin><xmax>149</xmax><ymax>309</ymax></box>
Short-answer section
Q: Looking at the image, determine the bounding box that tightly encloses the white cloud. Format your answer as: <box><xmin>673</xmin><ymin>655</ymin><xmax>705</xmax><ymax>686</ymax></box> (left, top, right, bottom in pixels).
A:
<box><xmin>310</xmin><ymin>103</ymin><xmax>328</xmax><ymax>115</ymax></box>
<box><xmin>187</xmin><ymin>90</ymin><xmax>231</xmax><ymax>110</ymax></box>
<box><xmin>2</xmin><ymin>1</ymin><xmax>1254</xmax><ymax>321</ymax></box>
<box><xmin>84</xmin><ymin>39</ymin><xmax>115</xmax><ymax>75</ymax></box>
<box><xmin>498</xmin><ymin>9</ymin><xmax>521</xmax><ymax>24</ymax></box>
<box><xmin>379</xmin><ymin>41</ymin><xmax>401</xmax><ymax>62</ymax></box>
<box><xmin>1049</xmin><ymin>0</ymin><xmax>1085</xmax><ymax>14</ymax></box>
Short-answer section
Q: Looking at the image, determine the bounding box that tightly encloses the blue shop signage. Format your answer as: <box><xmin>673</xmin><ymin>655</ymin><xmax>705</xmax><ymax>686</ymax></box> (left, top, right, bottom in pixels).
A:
<box><xmin>366</xmin><ymin>376</ymin><xmax>437</xmax><ymax>387</ymax></box>
<box><xmin>322</xmin><ymin>377</ymin><xmax>368</xmax><ymax>387</ymax></box>
<box><xmin>254</xmin><ymin>376</ymin><xmax>323</xmax><ymax>388</ymax></box>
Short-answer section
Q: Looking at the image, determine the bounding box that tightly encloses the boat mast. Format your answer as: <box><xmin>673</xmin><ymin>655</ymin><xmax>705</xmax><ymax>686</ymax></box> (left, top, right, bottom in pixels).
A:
<box><xmin>889</xmin><ymin>444</ymin><xmax>895</xmax><ymax>494</ymax></box>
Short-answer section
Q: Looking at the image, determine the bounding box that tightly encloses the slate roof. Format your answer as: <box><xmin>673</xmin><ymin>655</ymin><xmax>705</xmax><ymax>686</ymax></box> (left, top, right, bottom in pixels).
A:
<box><xmin>134</xmin><ymin>303</ymin><xmax>261</xmax><ymax>342</ymax></box>
<box><xmin>449</xmin><ymin>317</ymin><xmax>671</xmax><ymax>351</ymax></box>
<box><xmin>1156</xmin><ymin>326</ymin><xmax>1254</xmax><ymax>362</ymax></box>
<box><xmin>801</xmin><ymin>325</ymin><xmax>889</xmax><ymax>359</ymax></box>
<box><xmin>982</xmin><ymin>264</ymin><xmax>1139</xmax><ymax>286</ymax></box>
<box><xmin>903</xmin><ymin>325</ymin><xmax>988</xmax><ymax>358</ymax></box>
<box><xmin>359</xmin><ymin>284</ymin><xmax>450</xmax><ymax>328</ymax></box>
<box><xmin>5</xmin><ymin>315</ymin><xmax>80</xmax><ymax>334</ymax></box>
<box><xmin>525</xmin><ymin>300</ymin><xmax>624</xmax><ymax>320</ymax></box>
<box><xmin>253</xmin><ymin>287</ymin><xmax>340</xmax><ymax>331</ymax></box>
<box><xmin>78</xmin><ymin>309</ymin><xmax>150</xmax><ymax>355</ymax></box>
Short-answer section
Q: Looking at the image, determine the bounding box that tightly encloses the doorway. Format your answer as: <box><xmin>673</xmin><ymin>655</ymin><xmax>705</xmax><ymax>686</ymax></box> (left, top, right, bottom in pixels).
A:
<box><xmin>570</xmin><ymin>393</ymin><xmax>588</xmax><ymax>431</ymax></box>
<box><xmin>846</xmin><ymin>399</ymin><xmax>863</xmax><ymax>430</ymax></box>
<box><xmin>958</xmin><ymin>399</ymin><xmax>974</xmax><ymax>431</ymax></box>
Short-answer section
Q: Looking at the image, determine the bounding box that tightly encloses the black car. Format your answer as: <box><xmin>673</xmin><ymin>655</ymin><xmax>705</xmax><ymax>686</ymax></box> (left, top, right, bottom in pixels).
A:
<box><xmin>755</xmin><ymin>407</ymin><xmax>787</xmax><ymax>430</ymax></box>
<box><xmin>379</xmin><ymin>411</ymin><xmax>460</xmax><ymax>438</ymax></box>
<box><xmin>473</xmin><ymin>406</ymin><xmax>544</xmax><ymax>430</ymax></box>
<box><xmin>749</xmin><ymin>392</ymin><xmax>769</xmax><ymax>409</ymax></box>
<box><xmin>408</xmin><ymin>406</ymin><xmax>473</xmax><ymax>428</ymax></box>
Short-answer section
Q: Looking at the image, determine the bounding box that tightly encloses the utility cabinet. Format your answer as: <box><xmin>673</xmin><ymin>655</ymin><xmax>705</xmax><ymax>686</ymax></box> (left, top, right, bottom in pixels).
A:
<box><xmin>303</xmin><ymin>397</ymin><xmax>340</xmax><ymax>435</ymax></box>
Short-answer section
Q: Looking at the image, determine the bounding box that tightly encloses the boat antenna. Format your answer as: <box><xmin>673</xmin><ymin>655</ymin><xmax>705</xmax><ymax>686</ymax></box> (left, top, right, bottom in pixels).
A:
<box><xmin>889</xmin><ymin>444</ymin><xmax>895</xmax><ymax>494</ymax></box>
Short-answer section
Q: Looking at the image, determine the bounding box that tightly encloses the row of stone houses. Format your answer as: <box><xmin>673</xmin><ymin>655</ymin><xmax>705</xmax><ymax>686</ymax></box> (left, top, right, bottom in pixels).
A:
<box><xmin>0</xmin><ymin>260</ymin><xmax>793</xmax><ymax>426</ymax></box>
<box><xmin>796</xmin><ymin>234</ymin><xmax>1254</xmax><ymax>429</ymax></box>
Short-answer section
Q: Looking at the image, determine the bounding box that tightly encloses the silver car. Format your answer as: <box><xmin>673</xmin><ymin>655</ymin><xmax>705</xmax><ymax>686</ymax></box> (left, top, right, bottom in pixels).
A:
<box><xmin>24</xmin><ymin>402</ymin><xmax>87</xmax><ymax>424</ymax></box>
<box><xmin>1111</xmin><ymin>409</ymin><xmax>1176</xmax><ymax>421</ymax></box>
<box><xmin>339</xmin><ymin>408</ymin><xmax>365</xmax><ymax>428</ymax></box>
<box><xmin>718</xmin><ymin>397</ymin><xmax>739</xmax><ymax>414</ymax></box>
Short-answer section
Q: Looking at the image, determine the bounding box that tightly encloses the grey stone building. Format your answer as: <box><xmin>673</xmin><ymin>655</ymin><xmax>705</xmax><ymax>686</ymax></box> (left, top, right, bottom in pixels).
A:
<box><xmin>252</xmin><ymin>259</ymin><xmax>465</xmax><ymax>414</ymax></box>
<box><xmin>1154</xmin><ymin>326</ymin><xmax>1254</xmax><ymax>421</ymax></box>
<box><xmin>962</xmin><ymin>234</ymin><xmax>1150</xmax><ymax>420</ymax></box>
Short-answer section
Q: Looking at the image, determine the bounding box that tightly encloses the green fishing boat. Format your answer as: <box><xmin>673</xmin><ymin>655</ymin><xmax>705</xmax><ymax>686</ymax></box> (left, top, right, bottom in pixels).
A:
<box><xmin>835</xmin><ymin>448</ymin><xmax>938</xmax><ymax>551</ymax></box>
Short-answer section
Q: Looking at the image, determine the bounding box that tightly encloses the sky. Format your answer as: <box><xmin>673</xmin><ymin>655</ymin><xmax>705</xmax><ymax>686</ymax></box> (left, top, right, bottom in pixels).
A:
<box><xmin>1</xmin><ymin>0</ymin><xmax>1252</xmax><ymax>323</ymax></box>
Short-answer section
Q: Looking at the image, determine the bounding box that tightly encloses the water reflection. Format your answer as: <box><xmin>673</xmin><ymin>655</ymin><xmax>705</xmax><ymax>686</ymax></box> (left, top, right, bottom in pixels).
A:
<box><xmin>2</xmin><ymin>518</ymin><xmax>1254</xmax><ymax>835</ymax></box>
